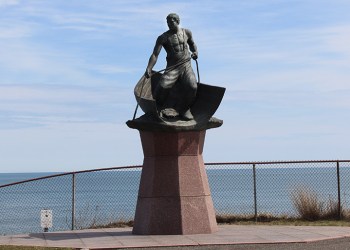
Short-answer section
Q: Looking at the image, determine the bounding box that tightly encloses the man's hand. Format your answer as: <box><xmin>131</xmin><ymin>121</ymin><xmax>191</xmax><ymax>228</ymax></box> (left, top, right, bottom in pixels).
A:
<box><xmin>191</xmin><ymin>52</ymin><xmax>198</xmax><ymax>60</ymax></box>
<box><xmin>144</xmin><ymin>69</ymin><xmax>152</xmax><ymax>79</ymax></box>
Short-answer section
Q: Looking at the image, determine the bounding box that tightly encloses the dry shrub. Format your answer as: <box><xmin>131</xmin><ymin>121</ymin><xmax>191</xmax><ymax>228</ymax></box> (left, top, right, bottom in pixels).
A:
<box><xmin>291</xmin><ymin>186</ymin><xmax>345</xmax><ymax>221</ymax></box>
<box><xmin>291</xmin><ymin>186</ymin><xmax>323</xmax><ymax>221</ymax></box>
<box><xmin>323</xmin><ymin>197</ymin><xmax>343</xmax><ymax>220</ymax></box>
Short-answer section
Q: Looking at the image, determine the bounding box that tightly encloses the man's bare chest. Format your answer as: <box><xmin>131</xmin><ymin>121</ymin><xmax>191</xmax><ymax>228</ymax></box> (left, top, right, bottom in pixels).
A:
<box><xmin>167</xmin><ymin>32</ymin><xmax>185</xmax><ymax>45</ymax></box>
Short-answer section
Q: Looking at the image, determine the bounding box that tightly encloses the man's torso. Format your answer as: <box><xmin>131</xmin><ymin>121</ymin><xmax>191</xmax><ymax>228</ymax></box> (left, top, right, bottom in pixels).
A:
<box><xmin>159</xmin><ymin>28</ymin><xmax>190</xmax><ymax>65</ymax></box>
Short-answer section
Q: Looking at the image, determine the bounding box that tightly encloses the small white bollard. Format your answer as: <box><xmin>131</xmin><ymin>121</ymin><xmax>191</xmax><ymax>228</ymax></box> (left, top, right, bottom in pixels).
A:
<box><xmin>40</xmin><ymin>209</ymin><xmax>53</xmax><ymax>232</ymax></box>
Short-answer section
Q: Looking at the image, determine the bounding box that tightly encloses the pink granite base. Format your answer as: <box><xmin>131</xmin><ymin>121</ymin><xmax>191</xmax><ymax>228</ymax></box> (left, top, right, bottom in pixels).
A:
<box><xmin>132</xmin><ymin>130</ymin><xmax>218</xmax><ymax>235</ymax></box>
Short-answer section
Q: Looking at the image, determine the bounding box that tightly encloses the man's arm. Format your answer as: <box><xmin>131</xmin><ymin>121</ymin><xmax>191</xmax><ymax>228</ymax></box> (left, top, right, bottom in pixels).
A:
<box><xmin>145</xmin><ymin>36</ymin><xmax>163</xmax><ymax>78</ymax></box>
<box><xmin>186</xmin><ymin>29</ymin><xmax>198</xmax><ymax>60</ymax></box>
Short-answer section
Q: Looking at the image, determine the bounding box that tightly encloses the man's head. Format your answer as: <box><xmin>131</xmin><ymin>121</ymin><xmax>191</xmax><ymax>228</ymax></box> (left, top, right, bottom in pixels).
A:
<box><xmin>166</xmin><ymin>13</ymin><xmax>180</xmax><ymax>31</ymax></box>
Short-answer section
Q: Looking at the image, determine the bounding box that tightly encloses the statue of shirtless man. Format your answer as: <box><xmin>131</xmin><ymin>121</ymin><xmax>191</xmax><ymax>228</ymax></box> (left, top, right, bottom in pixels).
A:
<box><xmin>145</xmin><ymin>13</ymin><xmax>198</xmax><ymax>121</ymax></box>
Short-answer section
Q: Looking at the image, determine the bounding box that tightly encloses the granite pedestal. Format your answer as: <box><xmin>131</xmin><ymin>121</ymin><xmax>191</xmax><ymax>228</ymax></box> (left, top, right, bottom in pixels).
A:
<box><xmin>132</xmin><ymin>130</ymin><xmax>218</xmax><ymax>235</ymax></box>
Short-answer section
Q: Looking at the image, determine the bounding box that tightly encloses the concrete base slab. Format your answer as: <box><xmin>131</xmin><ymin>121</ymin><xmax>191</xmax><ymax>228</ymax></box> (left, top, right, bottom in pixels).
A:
<box><xmin>2</xmin><ymin>225</ymin><xmax>350</xmax><ymax>249</ymax></box>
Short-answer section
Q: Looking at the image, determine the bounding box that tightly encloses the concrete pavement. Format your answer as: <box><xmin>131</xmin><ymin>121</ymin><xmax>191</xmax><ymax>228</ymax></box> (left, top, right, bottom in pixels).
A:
<box><xmin>1</xmin><ymin>225</ymin><xmax>350</xmax><ymax>249</ymax></box>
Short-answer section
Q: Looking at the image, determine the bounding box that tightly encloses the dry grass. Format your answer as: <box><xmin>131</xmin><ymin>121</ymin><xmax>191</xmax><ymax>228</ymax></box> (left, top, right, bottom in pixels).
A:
<box><xmin>216</xmin><ymin>213</ymin><xmax>290</xmax><ymax>224</ymax></box>
<box><xmin>291</xmin><ymin>186</ymin><xmax>346</xmax><ymax>221</ymax></box>
<box><xmin>216</xmin><ymin>213</ymin><xmax>350</xmax><ymax>226</ymax></box>
<box><xmin>89</xmin><ymin>220</ymin><xmax>133</xmax><ymax>229</ymax></box>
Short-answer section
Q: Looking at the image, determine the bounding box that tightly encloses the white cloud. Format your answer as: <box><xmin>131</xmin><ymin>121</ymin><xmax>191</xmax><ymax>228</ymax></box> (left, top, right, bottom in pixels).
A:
<box><xmin>50</xmin><ymin>14</ymin><xmax>124</xmax><ymax>32</ymax></box>
<box><xmin>0</xmin><ymin>0</ymin><xmax>18</xmax><ymax>7</ymax></box>
<box><xmin>195</xmin><ymin>23</ymin><xmax>350</xmax><ymax>102</ymax></box>
<box><xmin>201</xmin><ymin>24</ymin><xmax>350</xmax><ymax>63</ymax></box>
<box><xmin>93</xmin><ymin>65</ymin><xmax>137</xmax><ymax>74</ymax></box>
<box><xmin>0</xmin><ymin>104</ymin><xmax>83</xmax><ymax>116</ymax></box>
<box><xmin>0</xmin><ymin>40</ymin><xmax>117</xmax><ymax>86</ymax></box>
<box><xmin>0</xmin><ymin>84</ymin><xmax>132</xmax><ymax>125</ymax></box>
<box><xmin>0</xmin><ymin>85</ymin><xmax>117</xmax><ymax>103</ymax></box>
<box><xmin>204</xmin><ymin>114</ymin><xmax>350</xmax><ymax>162</ymax></box>
<box><xmin>0</xmin><ymin>122</ymin><xmax>143</xmax><ymax>172</ymax></box>
<box><xmin>0</xmin><ymin>25</ymin><xmax>31</xmax><ymax>38</ymax></box>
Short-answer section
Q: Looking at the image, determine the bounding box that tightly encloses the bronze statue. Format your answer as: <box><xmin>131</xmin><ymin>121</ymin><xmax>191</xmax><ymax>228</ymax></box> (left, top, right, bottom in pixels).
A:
<box><xmin>145</xmin><ymin>13</ymin><xmax>198</xmax><ymax>121</ymax></box>
<box><xmin>127</xmin><ymin>13</ymin><xmax>225</xmax><ymax>132</ymax></box>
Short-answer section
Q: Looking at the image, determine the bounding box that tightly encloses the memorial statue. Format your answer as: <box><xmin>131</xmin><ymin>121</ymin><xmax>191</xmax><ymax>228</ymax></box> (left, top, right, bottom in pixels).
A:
<box><xmin>145</xmin><ymin>13</ymin><xmax>198</xmax><ymax>121</ymax></box>
<box><xmin>127</xmin><ymin>13</ymin><xmax>225</xmax><ymax>236</ymax></box>
<box><xmin>127</xmin><ymin>13</ymin><xmax>225</xmax><ymax>132</ymax></box>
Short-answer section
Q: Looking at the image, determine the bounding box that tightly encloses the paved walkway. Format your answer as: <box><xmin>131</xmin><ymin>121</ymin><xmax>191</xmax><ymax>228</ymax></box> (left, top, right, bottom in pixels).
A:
<box><xmin>1</xmin><ymin>225</ymin><xmax>350</xmax><ymax>249</ymax></box>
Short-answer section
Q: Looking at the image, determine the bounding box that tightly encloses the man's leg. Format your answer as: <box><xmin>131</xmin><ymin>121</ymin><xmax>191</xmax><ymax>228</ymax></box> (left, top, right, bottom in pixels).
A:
<box><xmin>154</xmin><ymin>70</ymin><xmax>178</xmax><ymax>112</ymax></box>
<box><xmin>178</xmin><ymin>66</ymin><xmax>197</xmax><ymax>120</ymax></box>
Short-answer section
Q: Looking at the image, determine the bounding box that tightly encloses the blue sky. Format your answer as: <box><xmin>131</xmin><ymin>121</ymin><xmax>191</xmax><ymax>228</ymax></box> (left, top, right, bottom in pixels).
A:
<box><xmin>1</xmin><ymin>0</ymin><xmax>350</xmax><ymax>173</ymax></box>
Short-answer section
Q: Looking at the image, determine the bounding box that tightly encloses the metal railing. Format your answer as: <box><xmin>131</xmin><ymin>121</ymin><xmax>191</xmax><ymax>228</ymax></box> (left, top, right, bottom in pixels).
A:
<box><xmin>0</xmin><ymin>160</ymin><xmax>349</xmax><ymax>235</ymax></box>
<box><xmin>206</xmin><ymin>160</ymin><xmax>350</xmax><ymax>222</ymax></box>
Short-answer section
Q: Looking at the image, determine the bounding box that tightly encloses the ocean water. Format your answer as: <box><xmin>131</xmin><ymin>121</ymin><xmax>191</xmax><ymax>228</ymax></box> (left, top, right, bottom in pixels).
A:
<box><xmin>1</xmin><ymin>165</ymin><xmax>350</xmax><ymax>235</ymax></box>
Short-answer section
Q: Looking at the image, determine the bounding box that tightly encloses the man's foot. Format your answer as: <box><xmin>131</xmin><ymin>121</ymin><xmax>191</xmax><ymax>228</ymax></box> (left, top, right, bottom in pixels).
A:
<box><xmin>181</xmin><ymin>109</ymin><xmax>194</xmax><ymax>121</ymax></box>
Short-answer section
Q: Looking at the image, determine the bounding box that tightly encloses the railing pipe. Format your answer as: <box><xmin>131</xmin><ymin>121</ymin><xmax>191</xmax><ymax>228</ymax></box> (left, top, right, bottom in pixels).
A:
<box><xmin>336</xmin><ymin>161</ymin><xmax>341</xmax><ymax>220</ymax></box>
<box><xmin>71</xmin><ymin>173</ymin><xmax>76</xmax><ymax>230</ymax></box>
<box><xmin>0</xmin><ymin>165</ymin><xmax>142</xmax><ymax>189</ymax></box>
<box><xmin>205</xmin><ymin>159</ymin><xmax>350</xmax><ymax>166</ymax></box>
<box><xmin>253</xmin><ymin>164</ymin><xmax>258</xmax><ymax>222</ymax></box>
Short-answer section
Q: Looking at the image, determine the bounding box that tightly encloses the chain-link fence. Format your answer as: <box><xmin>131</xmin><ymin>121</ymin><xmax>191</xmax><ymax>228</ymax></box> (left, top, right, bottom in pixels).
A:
<box><xmin>0</xmin><ymin>166</ymin><xmax>141</xmax><ymax>235</ymax></box>
<box><xmin>207</xmin><ymin>161</ymin><xmax>350</xmax><ymax>220</ymax></box>
<box><xmin>0</xmin><ymin>160</ymin><xmax>349</xmax><ymax>235</ymax></box>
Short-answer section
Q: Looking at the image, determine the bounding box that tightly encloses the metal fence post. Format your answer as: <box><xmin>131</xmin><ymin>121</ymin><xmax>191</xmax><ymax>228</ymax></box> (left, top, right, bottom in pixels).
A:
<box><xmin>72</xmin><ymin>173</ymin><xmax>76</xmax><ymax>230</ymax></box>
<box><xmin>336</xmin><ymin>161</ymin><xmax>341</xmax><ymax>220</ymax></box>
<box><xmin>253</xmin><ymin>164</ymin><xmax>258</xmax><ymax>222</ymax></box>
